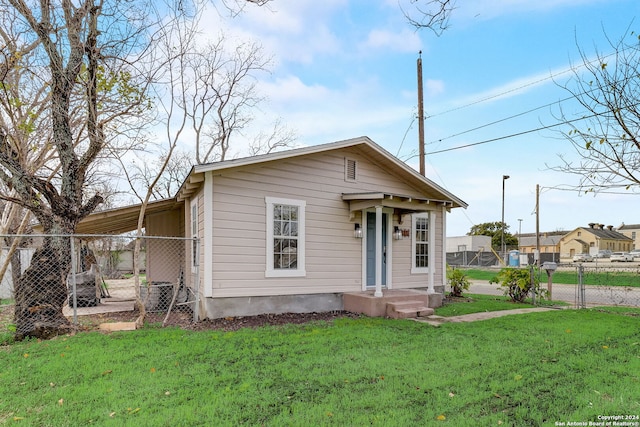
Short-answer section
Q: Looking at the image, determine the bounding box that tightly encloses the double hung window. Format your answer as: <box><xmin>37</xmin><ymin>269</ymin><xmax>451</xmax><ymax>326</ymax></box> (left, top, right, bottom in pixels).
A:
<box><xmin>412</xmin><ymin>213</ymin><xmax>431</xmax><ymax>273</ymax></box>
<box><xmin>266</xmin><ymin>197</ymin><xmax>306</xmax><ymax>277</ymax></box>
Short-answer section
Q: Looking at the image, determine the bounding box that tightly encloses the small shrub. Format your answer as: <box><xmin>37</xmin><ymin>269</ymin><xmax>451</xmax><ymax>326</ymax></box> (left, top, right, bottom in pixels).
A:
<box><xmin>489</xmin><ymin>267</ymin><xmax>547</xmax><ymax>303</ymax></box>
<box><xmin>447</xmin><ymin>265</ymin><xmax>471</xmax><ymax>297</ymax></box>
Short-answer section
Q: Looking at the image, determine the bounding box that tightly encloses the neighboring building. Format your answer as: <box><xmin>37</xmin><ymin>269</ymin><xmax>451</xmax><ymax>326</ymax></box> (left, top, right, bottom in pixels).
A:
<box><xmin>445</xmin><ymin>235</ymin><xmax>495</xmax><ymax>266</ymax></box>
<box><xmin>517</xmin><ymin>232</ymin><xmax>563</xmax><ymax>256</ymax></box>
<box><xmin>559</xmin><ymin>223</ymin><xmax>633</xmax><ymax>258</ymax></box>
<box><xmin>76</xmin><ymin>136</ymin><xmax>467</xmax><ymax>319</ymax></box>
<box><xmin>446</xmin><ymin>235</ymin><xmax>491</xmax><ymax>253</ymax></box>
<box><xmin>617</xmin><ymin>223</ymin><xmax>640</xmax><ymax>250</ymax></box>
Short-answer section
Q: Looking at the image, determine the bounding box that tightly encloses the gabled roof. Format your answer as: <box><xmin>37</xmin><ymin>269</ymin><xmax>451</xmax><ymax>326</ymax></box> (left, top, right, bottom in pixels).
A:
<box><xmin>576</xmin><ymin>227</ymin><xmax>632</xmax><ymax>241</ymax></box>
<box><xmin>75</xmin><ymin>137</ymin><xmax>466</xmax><ymax>235</ymax></box>
<box><xmin>518</xmin><ymin>232</ymin><xmax>564</xmax><ymax>247</ymax></box>
<box><xmin>618</xmin><ymin>223</ymin><xmax>640</xmax><ymax>230</ymax></box>
<box><xmin>176</xmin><ymin>136</ymin><xmax>467</xmax><ymax>209</ymax></box>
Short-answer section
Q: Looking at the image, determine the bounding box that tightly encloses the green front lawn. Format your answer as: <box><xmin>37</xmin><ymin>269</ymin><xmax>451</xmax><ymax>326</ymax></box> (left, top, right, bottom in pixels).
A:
<box><xmin>435</xmin><ymin>293</ymin><xmax>537</xmax><ymax>317</ymax></box>
<box><xmin>462</xmin><ymin>267</ymin><xmax>640</xmax><ymax>287</ymax></box>
<box><xmin>1</xmin><ymin>308</ymin><xmax>638</xmax><ymax>426</ymax></box>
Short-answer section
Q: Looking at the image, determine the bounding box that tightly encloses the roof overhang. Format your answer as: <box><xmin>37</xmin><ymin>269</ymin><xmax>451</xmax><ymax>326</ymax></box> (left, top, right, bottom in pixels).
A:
<box><xmin>174</xmin><ymin>136</ymin><xmax>468</xmax><ymax>209</ymax></box>
<box><xmin>342</xmin><ymin>192</ymin><xmax>455</xmax><ymax>213</ymax></box>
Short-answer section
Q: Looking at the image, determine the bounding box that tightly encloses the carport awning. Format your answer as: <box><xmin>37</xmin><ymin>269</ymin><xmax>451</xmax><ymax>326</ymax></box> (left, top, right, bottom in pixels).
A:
<box><xmin>342</xmin><ymin>192</ymin><xmax>454</xmax><ymax>213</ymax></box>
<box><xmin>72</xmin><ymin>198</ymin><xmax>183</xmax><ymax>235</ymax></box>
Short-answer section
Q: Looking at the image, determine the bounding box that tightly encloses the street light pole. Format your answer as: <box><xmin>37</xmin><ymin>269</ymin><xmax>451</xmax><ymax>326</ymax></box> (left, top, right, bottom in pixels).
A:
<box><xmin>518</xmin><ymin>218</ymin><xmax>523</xmax><ymax>250</ymax></box>
<box><xmin>501</xmin><ymin>175</ymin><xmax>510</xmax><ymax>263</ymax></box>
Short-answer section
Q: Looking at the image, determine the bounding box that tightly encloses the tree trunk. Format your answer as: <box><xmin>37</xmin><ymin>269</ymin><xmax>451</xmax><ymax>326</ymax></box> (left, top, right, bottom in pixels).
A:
<box><xmin>14</xmin><ymin>235</ymin><xmax>74</xmax><ymax>340</ymax></box>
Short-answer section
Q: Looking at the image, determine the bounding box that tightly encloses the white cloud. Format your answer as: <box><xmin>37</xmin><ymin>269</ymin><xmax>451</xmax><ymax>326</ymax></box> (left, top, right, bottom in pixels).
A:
<box><xmin>257</xmin><ymin>73</ymin><xmax>414</xmax><ymax>145</ymax></box>
<box><xmin>224</xmin><ymin>0</ymin><xmax>346</xmax><ymax>65</ymax></box>
<box><xmin>361</xmin><ymin>28</ymin><xmax>422</xmax><ymax>53</ymax></box>
<box><xmin>426</xmin><ymin>79</ymin><xmax>445</xmax><ymax>97</ymax></box>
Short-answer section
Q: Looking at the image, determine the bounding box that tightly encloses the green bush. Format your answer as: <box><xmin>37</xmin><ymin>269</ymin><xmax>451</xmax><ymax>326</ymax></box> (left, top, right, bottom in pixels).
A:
<box><xmin>489</xmin><ymin>267</ymin><xmax>547</xmax><ymax>303</ymax></box>
<box><xmin>446</xmin><ymin>265</ymin><xmax>471</xmax><ymax>297</ymax></box>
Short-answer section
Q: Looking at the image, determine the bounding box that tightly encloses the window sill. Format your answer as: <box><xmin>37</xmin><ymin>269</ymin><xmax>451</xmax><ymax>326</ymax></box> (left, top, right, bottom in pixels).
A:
<box><xmin>265</xmin><ymin>270</ymin><xmax>306</xmax><ymax>278</ymax></box>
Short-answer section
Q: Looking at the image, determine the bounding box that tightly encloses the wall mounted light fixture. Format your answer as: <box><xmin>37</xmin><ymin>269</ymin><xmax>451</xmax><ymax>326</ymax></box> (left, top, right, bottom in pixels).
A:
<box><xmin>393</xmin><ymin>226</ymin><xmax>403</xmax><ymax>240</ymax></box>
<box><xmin>354</xmin><ymin>223</ymin><xmax>363</xmax><ymax>239</ymax></box>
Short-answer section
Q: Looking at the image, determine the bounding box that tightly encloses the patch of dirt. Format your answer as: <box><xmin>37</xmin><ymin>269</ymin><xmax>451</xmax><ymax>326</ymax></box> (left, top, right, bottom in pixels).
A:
<box><xmin>2</xmin><ymin>303</ymin><xmax>362</xmax><ymax>336</ymax></box>
<box><xmin>0</xmin><ymin>304</ymin><xmax>13</xmax><ymax>334</ymax></box>
<box><xmin>73</xmin><ymin>308</ymin><xmax>364</xmax><ymax>332</ymax></box>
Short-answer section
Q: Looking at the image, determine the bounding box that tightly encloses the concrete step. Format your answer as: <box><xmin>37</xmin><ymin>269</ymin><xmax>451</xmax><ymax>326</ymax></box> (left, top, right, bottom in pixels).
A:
<box><xmin>386</xmin><ymin>300</ymin><xmax>434</xmax><ymax>319</ymax></box>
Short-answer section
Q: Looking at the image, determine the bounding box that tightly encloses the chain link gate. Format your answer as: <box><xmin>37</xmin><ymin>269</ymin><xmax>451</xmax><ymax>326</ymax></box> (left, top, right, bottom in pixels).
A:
<box><xmin>0</xmin><ymin>234</ymin><xmax>200</xmax><ymax>337</ymax></box>
<box><xmin>537</xmin><ymin>263</ymin><xmax>640</xmax><ymax>308</ymax></box>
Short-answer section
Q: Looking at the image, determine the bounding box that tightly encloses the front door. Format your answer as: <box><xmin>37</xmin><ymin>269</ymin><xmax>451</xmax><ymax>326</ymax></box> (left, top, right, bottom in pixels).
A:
<box><xmin>366</xmin><ymin>211</ymin><xmax>387</xmax><ymax>288</ymax></box>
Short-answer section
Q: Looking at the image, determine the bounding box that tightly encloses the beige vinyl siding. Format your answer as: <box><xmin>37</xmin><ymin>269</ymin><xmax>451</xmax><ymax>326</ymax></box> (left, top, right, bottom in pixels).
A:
<box><xmin>388</xmin><ymin>209</ymin><xmax>444</xmax><ymax>290</ymax></box>
<box><xmin>197</xmin><ymin>192</ymin><xmax>205</xmax><ymax>274</ymax></box>
<box><xmin>208</xmin><ymin>147</ymin><xmax>445</xmax><ymax>297</ymax></box>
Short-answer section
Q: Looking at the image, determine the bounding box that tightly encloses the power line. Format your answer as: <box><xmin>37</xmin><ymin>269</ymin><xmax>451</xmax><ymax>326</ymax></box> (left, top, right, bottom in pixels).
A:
<box><xmin>425</xmin><ymin>47</ymin><xmax>623</xmax><ymax>119</ymax></box>
<box><xmin>425</xmin><ymin>97</ymin><xmax>570</xmax><ymax>146</ymax></box>
<box><xmin>423</xmin><ymin>113</ymin><xmax>594</xmax><ymax>156</ymax></box>
<box><xmin>396</xmin><ymin>115</ymin><xmax>416</xmax><ymax>157</ymax></box>
<box><xmin>421</xmin><ymin>67</ymin><xmax>640</xmax><ymax>154</ymax></box>
<box><xmin>426</xmin><ymin>68</ymin><xmax>572</xmax><ymax>119</ymax></box>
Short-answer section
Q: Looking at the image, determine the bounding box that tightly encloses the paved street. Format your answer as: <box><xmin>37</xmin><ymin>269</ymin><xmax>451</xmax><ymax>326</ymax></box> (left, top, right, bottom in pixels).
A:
<box><xmin>469</xmin><ymin>280</ymin><xmax>640</xmax><ymax>308</ymax></box>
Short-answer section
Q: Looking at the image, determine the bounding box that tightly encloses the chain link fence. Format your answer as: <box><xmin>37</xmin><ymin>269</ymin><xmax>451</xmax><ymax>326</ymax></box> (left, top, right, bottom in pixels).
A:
<box><xmin>572</xmin><ymin>263</ymin><xmax>640</xmax><ymax>308</ymax></box>
<box><xmin>538</xmin><ymin>263</ymin><xmax>640</xmax><ymax>308</ymax></box>
<box><xmin>0</xmin><ymin>234</ymin><xmax>199</xmax><ymax>337</ymax></box>
<box><xmin>465</xmin><ymin>263</ymin><xmax>640</xmax><ymax>309</ymax></box>
<box><xmin>447</xmin><ymin>250</ymin><xmax>499</xmax><ymax>267</ymax></box>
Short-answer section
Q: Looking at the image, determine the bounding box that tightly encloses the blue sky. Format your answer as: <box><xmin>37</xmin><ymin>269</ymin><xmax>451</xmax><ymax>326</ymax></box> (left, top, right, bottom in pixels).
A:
<box><xmin>204</xmin><ymin>0</ymin><xmax>640</xmax><ymax>236</ymax></box>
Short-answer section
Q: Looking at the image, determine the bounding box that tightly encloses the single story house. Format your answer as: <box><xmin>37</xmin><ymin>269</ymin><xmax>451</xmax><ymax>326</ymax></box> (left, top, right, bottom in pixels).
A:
<box><xmin>559</xmin><ymin>223</ymin><xmax>633</xmax><ymax>258</ymax></box>
<box><xmin>77</xmin><ymin>136</ymin><xmax>467</xmax><ymax>319</ymax></box>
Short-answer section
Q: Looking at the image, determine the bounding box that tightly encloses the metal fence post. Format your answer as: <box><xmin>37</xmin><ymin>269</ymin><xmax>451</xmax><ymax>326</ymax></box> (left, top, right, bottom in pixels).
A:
<box><xmin>577</xmin><ymin>264</ymin><xmax>585</xmax><ymax>309</ymax></box>
<box><xmin>193</xmin><ymin>237</ymin><xmax>200</xmax><ymax>323</ymax></box>
<box><xmin>70</xmin><ymin>236</ymin><xmax>78</xmax><ymax>324</ymax></box>
<box><xmin>529</xmin><ymin>265</ymin><xmax>535</xmax><ymax>305</ymax></box>
<box><xmin>580</xmin><ymin>265</ymin><xmax>586</xmax><ymax>308</ymax></box>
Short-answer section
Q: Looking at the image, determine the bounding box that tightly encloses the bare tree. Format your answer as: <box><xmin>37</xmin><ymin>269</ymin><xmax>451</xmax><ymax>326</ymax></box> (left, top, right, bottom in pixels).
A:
<box><xmin>552</xmin><ymin>29</ymin><xmax>640</xmax><ymax>194</ymax></box>
<box><xmin>248</xmin><ymin>118</ymin><xmax>297</xmax><ymax>156</ymax></box>
<box><xmin>186</xmin><ymin>35</ymin><xmax>273</xmax><ymax>164</ymax></box>
<box><xmin>0</xmin><ymin>0</ymin><xmax>274</xmax><ymax>338</ymax></box>
<box><xmin>0</xmin><ymin>0</ymin><xmax>153</xmax><ymax>339</ymax></box>
<box><xmin>123</xmin><ymin>9</ymin><xmax>295</xmax><ymax>203</ymax></box>
<box><xmin>399</xmin><ymin>0</ymin><xmax>456</xmax><ymax>36</ymax></box>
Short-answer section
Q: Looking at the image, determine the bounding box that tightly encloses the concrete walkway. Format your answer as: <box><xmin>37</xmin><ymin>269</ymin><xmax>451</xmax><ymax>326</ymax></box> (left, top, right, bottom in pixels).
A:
<box><xmin>413</xmin><ymin>307</ymin><xmax>559</xmax><ymax>326</ymax></box>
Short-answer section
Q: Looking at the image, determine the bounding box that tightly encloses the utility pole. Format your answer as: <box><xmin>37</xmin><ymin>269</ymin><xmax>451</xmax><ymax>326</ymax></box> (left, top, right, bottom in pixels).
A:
<box><xmin>417</xmin><ymin>51</ymin><xmax>425</xmax><ymax>176</ymax></box>
<box><xmin>536</xmin><ymin>184</ymin><xmax>540</xmax><ymax>269</ymax></box>
<box><xmin>501</xmin><ymin>175</ymin><xmax>510</xmax><ymax>262</ymax></box>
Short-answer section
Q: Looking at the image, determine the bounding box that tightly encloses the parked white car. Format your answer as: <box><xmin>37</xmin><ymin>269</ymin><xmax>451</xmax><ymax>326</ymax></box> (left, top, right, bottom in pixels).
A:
<box><xmin>629</xmin><ymin>250</ymin><xmax>640</xmax><ymax>259</ymax></box>
<box><xmin>594</xmin><ymin>249</ymin><xmax>612</xmax><ymax>258</ymax></box>
<box><xmin>610</xmin><ymin>252</ymin><xmax>634</xmax><ymax>262</ymax></box>
<box><xmin>572</xmin><ymin>253</ymin><xmax>593</xmax><ymax>262</ymax></box>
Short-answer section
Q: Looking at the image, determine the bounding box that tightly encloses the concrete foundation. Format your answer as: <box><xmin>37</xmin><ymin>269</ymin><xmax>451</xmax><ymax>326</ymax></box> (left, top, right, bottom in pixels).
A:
<box><xmin>427</xmin><ymin>292</ymin><xmax>443</xmax><ymax>308</ymax></box>
<box><xmin>201</xmin><ymin>288</ymin><xmax>445</xmax><ymax>320</ymax></box>
<box><xmin>203</xmin><ymin>293</ymin><xmax>344</xmax><ymax>319</ymax></box>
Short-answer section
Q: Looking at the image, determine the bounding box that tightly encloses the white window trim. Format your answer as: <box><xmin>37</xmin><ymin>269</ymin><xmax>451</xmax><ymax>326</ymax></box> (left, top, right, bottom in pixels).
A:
<box><xmin>411</xmin><ymin>212</ymin><xmax>435</xmax><ymax>274</ymax></box>
<box><xmin>265</xmin><ymin>197</ymin><xmax>306</xmax><ymax>278</ymax></box>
